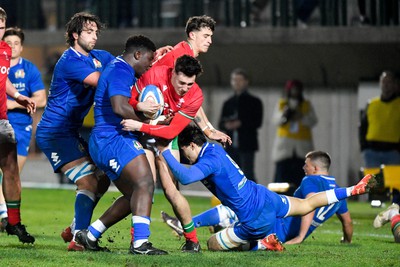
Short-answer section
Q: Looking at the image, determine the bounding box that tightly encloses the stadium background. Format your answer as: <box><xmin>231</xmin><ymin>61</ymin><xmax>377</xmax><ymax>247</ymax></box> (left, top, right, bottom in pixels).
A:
<box><xmin>6</xmin><ymin>0</ymin><xmax>400</xmax><ymax>190</ymax></box>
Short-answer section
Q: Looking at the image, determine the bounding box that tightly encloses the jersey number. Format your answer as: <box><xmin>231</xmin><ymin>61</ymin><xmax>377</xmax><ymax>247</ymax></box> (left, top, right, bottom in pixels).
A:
<box><xmin>316</xmin><ymin>203</ymin><xmax>335</xmax><ymax>221</ymax></box>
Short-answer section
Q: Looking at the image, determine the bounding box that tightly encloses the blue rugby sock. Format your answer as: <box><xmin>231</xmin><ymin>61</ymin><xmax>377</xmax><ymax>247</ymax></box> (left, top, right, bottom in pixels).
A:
<box><xmin>193</xmin><ymin>207</ymin><xmax>220</xmax><ymax>227</ymax></box>
<box><xmin>132</xmin><ymin>216</ymin><xmax>150</xmax><ymax>248</ymax></box>
<box><xmin>74</xmin><ymin>191</ymin><xmax>95</xmax><ymax>232</ymax></box>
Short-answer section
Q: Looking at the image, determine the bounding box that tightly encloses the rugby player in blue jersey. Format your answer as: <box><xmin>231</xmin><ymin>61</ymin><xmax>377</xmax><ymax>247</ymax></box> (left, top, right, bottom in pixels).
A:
<box><xmin>0</xmin><ymin>27</ymin><xmax>46</xmax><ymax>234</ymax></box>
<box><xmin>75</xmin><ymin>35</ymin><xmax>167</xmax><ymax>255</ymax></box>
<box><xmin>35</xmin><ymin>12</ymin><xmax>115</xmax><ymax>251</ymax></box>
<box><xmin>162</xmin><ymin>150</ymin><xmax>355</xmax><ymax>246</ymax></box>
<box><xmin>5</xmin><ymin>27</ymin><xmax>47</xmax><ymax>172</ymax></box>
<box><xmin>157</xmin><ymin>125</ymin><xmax>376</xmax><ymax>251</ymax></box>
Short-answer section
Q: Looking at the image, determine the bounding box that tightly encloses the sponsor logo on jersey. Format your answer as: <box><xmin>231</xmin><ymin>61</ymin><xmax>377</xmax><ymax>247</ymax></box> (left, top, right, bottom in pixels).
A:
<box><xmin>3</xmin><ymin>51</ymin><xmax>9</xmax><ymax>61</ymax></box>
<box><xmin>0</xmin><ymin>65</ymin><xmax>9</xmax><ymax>74</ymax></box>
<box><xmin>15</xmin><ymin>69</ymin><xmax>25</xmax><ymax>78</ymax></box>
<box><xmin>109</xmin><ymin>159</ymin><xmax>120</xmax><ymax>172</ymax></box>
<box><xmin>51</xmin><ymin>152</ymin><xmax>61</xmax><ymax>166</ymax></box>
<box><xmin>93</xmin><ymin>58</ymin><xmax>102</xmax><ymax>69</ymax></box>
<box><xmin>12</xmin><ymin>82</ymin><xmax>25</xmax><ymax>90</ymax></box>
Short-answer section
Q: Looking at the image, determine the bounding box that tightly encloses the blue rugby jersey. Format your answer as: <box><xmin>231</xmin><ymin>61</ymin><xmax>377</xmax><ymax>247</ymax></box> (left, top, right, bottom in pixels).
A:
<box><xmin>7</xmin><ymin>57</ymin><xmax>45</xmax><ymax>125</ymax></box>
<box><xmin>281</xmin><ymin>175</ymin><xmax>348</xmax><ymax>241</ymax></box>
<box><xmin>163</xmin><ymin>142</ymin><xmax>267</xmax><ymax>224</ymax></box>
<box><xmin>92</xmin><ymin>56</ymin><xmax>136</xmax><ymax>133</ymax></box>
<box><xmin>38</xmin><ymin>48</ymin><xmax>114</xmax><ymax>131</ymax></box>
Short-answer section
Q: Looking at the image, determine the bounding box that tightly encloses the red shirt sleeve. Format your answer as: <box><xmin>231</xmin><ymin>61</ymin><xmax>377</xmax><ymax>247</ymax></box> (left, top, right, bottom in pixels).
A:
<box><xmin>153</xmin><ymin>41</ymin><xmax>194</xmax><ymax>68</ymax></box>
<box><xmin>140</xmin><ymin>112</ymin><xmax>192</xmax><ymax>139</ymax></box>
<box><xmin>178</xmin><ymin>84</ymin><xmax>204</xmax><ymax>118</ymax></box>
<box><xmin>128</xmin><ymin>83</ymin><xmax>141</xmax><ymax>109</ymax></box>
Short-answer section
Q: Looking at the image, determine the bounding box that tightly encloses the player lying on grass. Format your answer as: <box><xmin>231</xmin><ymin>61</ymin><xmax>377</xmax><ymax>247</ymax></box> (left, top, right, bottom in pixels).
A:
<box><xmin>156</xmin><ymin>124</ymin><xmax>377</xmax><ymax>251</ymax></box>
<box><xmin>162</xmin><ymin>150</ymin><xmax>355</xmax><ymax>245</ymax></box>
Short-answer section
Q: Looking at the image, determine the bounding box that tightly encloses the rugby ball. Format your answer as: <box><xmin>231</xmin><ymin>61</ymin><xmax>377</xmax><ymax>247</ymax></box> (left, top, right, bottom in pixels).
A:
<box><xmin>138</xmin><ymin>84</ymin><xmax>164</xmax><ymax>120</ymax></box>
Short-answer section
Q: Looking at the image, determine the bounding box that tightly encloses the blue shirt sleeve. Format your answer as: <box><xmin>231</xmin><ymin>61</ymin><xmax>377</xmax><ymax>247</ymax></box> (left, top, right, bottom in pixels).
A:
<box><xmin>162</xmin><ymin>149</ymin><xmax>205</xmax><ymax>185</ymax></box>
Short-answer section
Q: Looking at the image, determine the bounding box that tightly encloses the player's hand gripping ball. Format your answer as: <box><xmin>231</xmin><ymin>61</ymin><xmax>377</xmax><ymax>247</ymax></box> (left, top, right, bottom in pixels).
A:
<box><xmin>138</xmin><ymin>84</ymin><xmax>164</xmax><ymax>120</ymax></box>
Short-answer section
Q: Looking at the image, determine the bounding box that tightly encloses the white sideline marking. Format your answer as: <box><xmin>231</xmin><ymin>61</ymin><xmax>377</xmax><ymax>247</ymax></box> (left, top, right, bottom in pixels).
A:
<box><xmin>317</xmin><ymin>229</ymin><xmax>393</xmax><ymax>239</ymax></box>
<box><xmin>21</xmin><ymin>182</ymin><xmax>212</xmax><ymax>197</ymax></box>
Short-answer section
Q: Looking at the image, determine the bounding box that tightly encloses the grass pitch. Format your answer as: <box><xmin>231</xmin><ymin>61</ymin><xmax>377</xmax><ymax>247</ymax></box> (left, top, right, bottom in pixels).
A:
<box><xmin>0</xmin><ymin>188</ymin><xmax>398</xmax><ymax>266</ymax></box>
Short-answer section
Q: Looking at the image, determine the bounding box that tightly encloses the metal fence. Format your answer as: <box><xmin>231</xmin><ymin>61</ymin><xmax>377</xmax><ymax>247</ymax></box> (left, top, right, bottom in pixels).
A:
<box><xmin>2</xmin><ymin>0</ymin><xmax>399</xmax><ymax>29</ymax></box>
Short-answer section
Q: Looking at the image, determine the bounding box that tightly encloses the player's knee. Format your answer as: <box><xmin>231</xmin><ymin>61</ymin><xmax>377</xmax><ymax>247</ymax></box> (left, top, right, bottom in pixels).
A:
<box><xmin>65</xmin><ymin>161</ymin><xmax>96</xmax><ymax>189</ymax></box>
<box><xmin>209</xmin><ymin>227</ymin><xmax>242</xmax><ymax>251</ymax></box>
<box><xmin>135</xmin><ymin>175</ymin><xmax>155</xmax><ymax>193</ymax></box>
<box><xmin>207</xmin><ymin>235</ymin><xmax>221</xmax><ymax>251</ymax></box>
<box><xmin>95</xmin><ymin>168</ymin><xmax>111</xmax><ymax>195</ymax></box>
<box><xmin>76</xmin><ymin>189</ymin><xmax>96</xmax><ymax>202</ymax></box>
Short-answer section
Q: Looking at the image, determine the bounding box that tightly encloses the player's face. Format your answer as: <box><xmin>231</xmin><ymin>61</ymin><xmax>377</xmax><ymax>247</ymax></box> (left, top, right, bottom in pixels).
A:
<box><xmin>181</xmin><ymin>144</ymin><xmax>197</xmax><ymax>164</ymax></box>
<box><xmin>303</xmin><ymin>158</ymin><xmax>316</xmax><ymax>175</ymax></box>
<box><xmin>75</xmin><ymin>21</ymin><xmax>98</xmax><ymax>53</ymax></box>
<box><xmin>171</xmin><ymin>71</ymin><xmax>196</xmax><ymax>96</ymax></box>
<box><xmin>135</xmin><ymin>51</ymin><xmax>155</xmax><ymax>78</ymax></box>
<box><xmin>4</xmin><ymin>35</ymin><xmax>23</xmax><ymax>59</ymax></box>
<box><xmin>0</xmin><ymin>19</ymin><xmax>5</xmax><ymax>40</ymax></box>
<box><xmin>190</xmin><ymin>27</ymin><xmax>213</xmax><ymax>54</ymax></box>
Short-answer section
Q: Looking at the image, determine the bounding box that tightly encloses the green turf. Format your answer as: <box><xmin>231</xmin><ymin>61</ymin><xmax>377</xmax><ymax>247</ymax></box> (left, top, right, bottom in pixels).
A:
<box><xmin>0</xmin><ymin>188</ymin><xmax>398</xmax><ymax>266</ymax></box>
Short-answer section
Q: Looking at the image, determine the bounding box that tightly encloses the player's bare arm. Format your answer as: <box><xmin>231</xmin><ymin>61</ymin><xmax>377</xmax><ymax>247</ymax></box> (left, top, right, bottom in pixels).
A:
<box><xmin>83</xmin><ymin>71</ymin><xmax>101</xmax><ymax>87</ymax></box>
<box><xmin>194</xmin><ymin>106</ymin><xmax>232</xmax><ymax>146</ymax></box>
<box><xmin>6</xmin><ymin>78</ymin><xmax>36</xmax><ymax>113</ymax></box>
<box><xmin>337</xmin><ymin>211</ymin><xmax>353</xmax><ymax>243</ymax></box>
<box><xmin>153</xmin><ymin>45</ymin><xmax>173</xmax><ymax>63</ymax></box>
<box><xmin>110</xmin><ymin>95</ymin><xmax>141</xmax><ymax>121</ymax></box>
<box><xmin>136</xmin><ymin>100</ymin><xmax>162</xmax><ymax>117</ymax></box>
<box><xmin>121</xmin><ymin>119</ymin><xmax>143</xmax><ymax>131</ymax></box>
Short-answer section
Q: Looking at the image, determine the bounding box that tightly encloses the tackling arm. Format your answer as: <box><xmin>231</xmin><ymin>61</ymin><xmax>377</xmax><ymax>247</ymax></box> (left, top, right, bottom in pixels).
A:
<box><xmin>161</xmin><ymin>149</ymin><xmax>205</xmax><ymax>185</ymax></box>
<box><xmin>111</xmin><ymin>95</ymin><xmax>142</xmax><ymax>121</ymax></box>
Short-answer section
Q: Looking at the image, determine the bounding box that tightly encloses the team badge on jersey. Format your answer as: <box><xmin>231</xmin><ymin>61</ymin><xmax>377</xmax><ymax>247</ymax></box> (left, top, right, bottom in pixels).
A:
<box><xmin>93</xmin><ymin>58</ymin><xmax>102</xmax><ymax>69</ymax></box>
<box><xmin>133</xmin><ymin>140</ymin><xmax>143</xmax><ymax>150</ymax></box>
<box><xmin>15</xmin><ymin>69</ymin><xmax>25</xmax><ymax>78</ymax></box>
<box><xmin>177</xmin><ymin>98</ymin><xmax>185</xmax><ymax>108</ymax></box>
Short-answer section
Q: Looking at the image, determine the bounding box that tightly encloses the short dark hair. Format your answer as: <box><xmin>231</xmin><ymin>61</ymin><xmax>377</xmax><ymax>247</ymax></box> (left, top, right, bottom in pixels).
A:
<box><xmin>174</xmin><ymin>55</ymin><xmax>203</xmax><ymax>78</ymax></box>
<box><xmin>124</xmin><ymin>35</ymin><xmax>156</xmax><ymax>54</ymax></box>
<box><xmin>305</xmin><ymin>151</ymin><xmax>331</xmax><ymax>171</ymax></box>
<box><xmin>231</xmin><ymin>68</ymin><xmax>249</xmax><ymax>81</ymax></box>
<box><xmin>178</xmin><ymin>124</ymin><xmax>207</xmax><ymax>148</ymax></box>
<box><xmin>3</xmin><ymin>27</ymin><xmax>24</xmax><ymax>44</ymax></box>
<box><xmin>65</xmin><ymin>12</ymin><xmax>105</xmax><ymax>47</ymax></box>
<box><xmin>185</xmin><ymin>15</ymin><xmax>216</xmax><ymax>37</ymax></box>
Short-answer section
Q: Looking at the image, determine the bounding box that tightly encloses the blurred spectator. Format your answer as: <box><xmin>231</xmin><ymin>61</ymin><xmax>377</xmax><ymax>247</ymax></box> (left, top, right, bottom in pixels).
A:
<box><xmin>295</xmin><ymin>0</ymin><xmax>319</xmax><ymax>25</ymax></box>
<box><xmin>358</xmin><ymin>0</ymin><xmax>398</xmax><ymax>26</ymax></box>
<box><xmin>219</xmin><ymin>68</ymin><xmax>263</xmax><ymax>183</ymax></box>
<box><xmin>251</xmin><ymin>0</ymin><xmax>269</xmax><ymax>25</ymax></box>
<box><xmin>271</xmin><ymin>80</ymin><xmax>317</xmax><ymax>194</ymax></box>
<box><xmin>359</xmin><ymin>70</ymin><xmax>400</xmax><ymax>203</ymax></box>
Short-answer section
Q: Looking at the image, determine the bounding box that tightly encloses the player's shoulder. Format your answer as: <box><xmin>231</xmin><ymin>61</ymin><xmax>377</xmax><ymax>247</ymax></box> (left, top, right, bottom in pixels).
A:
<box><xmin>90</xmin><ymin>49</ymin><xmax>114</xmax><ymax>60</ymax></box>
<box><xmin>19</xmin><ymin>58</ymin><xmax>38</xmax><ymax>70</ymax></box>
<box><xmin>200</xmin><ymin>143</ymin><xmax>222</xmax><ymax>160</ymax></box>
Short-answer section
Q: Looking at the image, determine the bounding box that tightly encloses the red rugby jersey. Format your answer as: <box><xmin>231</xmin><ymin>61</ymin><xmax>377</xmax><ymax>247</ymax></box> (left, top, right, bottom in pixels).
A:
<box><xmin>0</xmin><ymin>41</ymin><xmax>11</xmax><ymax>120</ymax></box>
